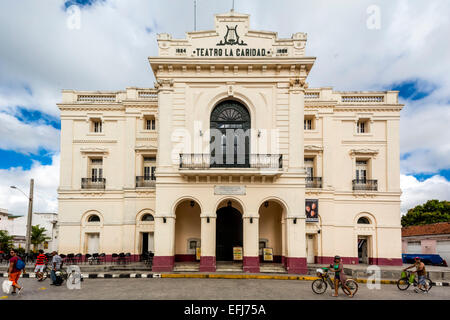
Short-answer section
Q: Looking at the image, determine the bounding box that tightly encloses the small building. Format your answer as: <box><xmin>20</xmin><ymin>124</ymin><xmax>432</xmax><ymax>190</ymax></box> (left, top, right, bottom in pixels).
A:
<box><xmin>0</xmin><ymin>209</ymin><xmax>58</xmax><ymax>252</ymax></box>
<box><xmin>402</xmin><ymin>222</ymin><xmax>450</xmax><ymax>263</ymax></box>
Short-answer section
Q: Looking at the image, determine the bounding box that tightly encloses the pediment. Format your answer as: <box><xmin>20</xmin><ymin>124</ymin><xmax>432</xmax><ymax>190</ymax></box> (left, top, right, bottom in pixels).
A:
<box><xmin>156</xmin><ymin>11</ymin><xmax>307</xmax><ymax>58</ymax></box>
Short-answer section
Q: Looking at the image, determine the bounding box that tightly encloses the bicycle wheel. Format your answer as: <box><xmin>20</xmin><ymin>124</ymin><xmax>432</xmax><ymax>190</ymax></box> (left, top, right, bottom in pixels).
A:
<box><xmin>342</xmin><ymin>279</ymin><xmax>358</xmax><ymax>296</ymax></box>
<box><xmin>41</xmin><ymin>270</ymin><xmax>48</xmax><ymax>281</ymax></box>
<box><xmin>397</xmin><ymin>278</ymin><xmax>410</xmax><ymax>290</ymax></box>
<box><xmin>311</xmin><ymin>279</ymin><xmax>327</xmax><ymax>294</ymax></box>
<box><xmin>419</xmin><ymin>278</ymin><xmax>433</xmax><ymax>292</ymax></box>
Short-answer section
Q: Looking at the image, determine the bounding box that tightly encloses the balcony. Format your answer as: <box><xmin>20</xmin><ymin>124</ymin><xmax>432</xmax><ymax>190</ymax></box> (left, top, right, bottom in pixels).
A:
<box><xmin>306</xmin><ymin>177</ymin><xmax>322</xmax><ymax>188</ymax></box>
<box><xmin>352</xmin><ymin>179</ymin><xmax>378</xmax><ymax>191</ymax></box>
<box><xmin>81</xmin><ymin>178</ymin><xmax>106</xmax><ymax>189</ymax></box>
<box><xmin>179</xmin><ymin>154</ymin><xmax>283</xmax><ymax>176</ymax></box>
<box><xmin>136</xmin><ymin>176</ymin><xmax>156</xmax><ymax>188</ymax></box>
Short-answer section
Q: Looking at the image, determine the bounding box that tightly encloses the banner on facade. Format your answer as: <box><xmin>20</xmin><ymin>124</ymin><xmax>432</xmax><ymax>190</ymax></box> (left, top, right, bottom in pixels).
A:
<box><xmin>305</xmin><ymin>199</ymin><xmax>319</xmax><ymax>222</ymax></box>
<box><xmin>196</xmin><ymin>247</ymin><xmax>201</xmax><ymax>261</ymax></box>
<box><xmin>263</xmin><ymin>248</ymin><xmax>273</xmax><ymax>262</ymax></box>
<box><xmin>233</xmin><ymin>247</ymin><xmax>243</xmax><ymax>261</ymax></box>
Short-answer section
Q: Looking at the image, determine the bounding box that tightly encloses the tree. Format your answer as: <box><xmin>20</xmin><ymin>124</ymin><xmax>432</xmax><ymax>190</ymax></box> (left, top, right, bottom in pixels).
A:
<box><xmin>31</xmin><ymin>225</ymin><xmax>51</xmax><ymax>251</ymax></box>
<box><xmin>401</xmin><ymin>200</ymin><xmax>450</xmax><ymax>227</ymax></box>
<box><xmin>0</xmin><ymin>230</ymin><xmax>14</xmax><ymax>252</ymax></box>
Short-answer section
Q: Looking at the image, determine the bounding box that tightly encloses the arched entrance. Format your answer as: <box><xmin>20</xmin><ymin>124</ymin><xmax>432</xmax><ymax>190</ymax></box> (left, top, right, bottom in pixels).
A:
<box><xmin>210</xmin><ymin>100</ymin><xmax>251</xmax><ymax>167</ymax></box>
<box><xmin>174</xmin><ymin>199</ymin><xmax>201</xmax><ymax>262</ymax></box>
<box><xmin>216</xmin><ymin>201</ymin><xmax>243</xmax><ymax>261</ymax></box>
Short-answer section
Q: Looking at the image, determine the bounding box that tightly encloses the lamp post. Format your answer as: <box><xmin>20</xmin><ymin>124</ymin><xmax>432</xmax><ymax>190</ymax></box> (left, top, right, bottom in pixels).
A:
<box><xmin>10</xmin><ymin>179</ymin><xmax>34</xmax><ymax>254</ymax></box>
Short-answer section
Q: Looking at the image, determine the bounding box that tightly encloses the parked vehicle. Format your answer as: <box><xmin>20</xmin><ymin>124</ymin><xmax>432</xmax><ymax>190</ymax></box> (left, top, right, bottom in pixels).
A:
<box><xmin>402</xmin><ymin>254</ymin><xmax>447</xmax><ymax>266</ymax></box>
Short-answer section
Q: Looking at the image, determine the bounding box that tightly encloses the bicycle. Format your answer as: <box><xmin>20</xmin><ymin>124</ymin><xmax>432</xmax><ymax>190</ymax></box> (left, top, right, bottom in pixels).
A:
<box><xmin>311</xmin><ymin>267</ymin><xmax>359</xmax><ymax>296</ymax></box>
<box><xmin>396</xmin><ymin>270</ymin><xmax>432</xmax><ymax>292</ymax></box>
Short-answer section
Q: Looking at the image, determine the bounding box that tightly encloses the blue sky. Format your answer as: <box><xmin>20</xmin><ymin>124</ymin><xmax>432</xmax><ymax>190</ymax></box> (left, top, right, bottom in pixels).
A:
<box><xmin>0</xmin><ymin>0</ymin><xmax>449</xmax><ymax>215</ymax></box>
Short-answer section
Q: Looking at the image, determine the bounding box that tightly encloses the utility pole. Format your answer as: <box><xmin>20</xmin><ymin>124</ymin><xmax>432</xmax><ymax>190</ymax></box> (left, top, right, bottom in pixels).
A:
<box><xmin>194</xmin><ymin>0</ymin><xmax>197</xmax><ymax>31</ymax></box>
<box><xmin>25</xmin><ymin>179</ymin><xmax>34</xmax><ymax>254</ymax></box>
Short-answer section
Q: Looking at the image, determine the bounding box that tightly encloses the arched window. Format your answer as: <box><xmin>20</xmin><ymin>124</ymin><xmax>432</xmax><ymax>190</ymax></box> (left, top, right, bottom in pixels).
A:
<box><xmin>87</xmin><ymin>214</ymin><xmax>100</xmax><ymax>222</ymax></box>
<box><xmin>141</xmin><ymin>214</ymin><xmax>154</xmax><ymax>222</ymax></box>
<box><xmin>357</xmin><ymin>217</ymin><xmax>371</xmax><ymax>224</ymax></box>
<box><xmin>210</xmin><ymin>100</ymin><xmax>250</xmax><ymax>168</ymax></box>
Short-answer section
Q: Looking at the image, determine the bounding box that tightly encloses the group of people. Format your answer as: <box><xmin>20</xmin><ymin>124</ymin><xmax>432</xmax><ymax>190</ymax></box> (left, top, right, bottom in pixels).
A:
<box><xmin>6</xmin><ymin>248</ymin><xmax>64</xmax><ymax>295</ymax></box>
<box><xmin>328</xmin><ymin>255</ymin><xmax>429</xmax><ymax>297</ymax></box>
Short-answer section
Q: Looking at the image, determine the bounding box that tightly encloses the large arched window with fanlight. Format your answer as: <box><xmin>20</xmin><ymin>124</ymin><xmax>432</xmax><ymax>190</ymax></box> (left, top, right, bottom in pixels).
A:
<box><xmin>210</xmin><ymin>100</ymin><xmax>250</xmax><ymax>167</ymax></box>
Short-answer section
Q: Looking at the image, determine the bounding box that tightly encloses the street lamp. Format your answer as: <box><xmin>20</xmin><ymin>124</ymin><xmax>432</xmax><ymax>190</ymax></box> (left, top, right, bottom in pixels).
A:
<box><xmin>10</xmin><ymin>179</ymin><xmax>34</xmax><ymax>254</ymax></box>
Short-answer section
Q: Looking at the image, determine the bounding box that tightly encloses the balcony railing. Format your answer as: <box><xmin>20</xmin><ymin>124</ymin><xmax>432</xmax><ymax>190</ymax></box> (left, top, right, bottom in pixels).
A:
<box><xmin>81</xmin><ymin>178</ymin><xmax>106</xmax><ymax>189</ymax></box>
<box><xmin>306</xmin><ymin>177</ymin><xmax>322</xmax><ymax>188</ymax></box>
<box><xmin>352</xmin><ymin>179</ymin><xmax>378</xmax><ymax>191</ymax></box>
<box><xmin>136</xmin><ymin>176</ymin><xmax>156</xmax><ymax>188</ymax></box>
<box><xmin>179</xmin><ymin>154</ymin><xmax>283</xmax><ymax>170</ymax></box>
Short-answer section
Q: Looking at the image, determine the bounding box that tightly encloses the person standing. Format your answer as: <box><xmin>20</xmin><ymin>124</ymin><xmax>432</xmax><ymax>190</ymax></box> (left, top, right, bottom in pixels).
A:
<box><xmin>34</xmin><ymin>250</ymin><xmax>47</xmax><ymax>281</ymax></box>
<box><xmin>50</xmin><ymin>251</ymin><xmax>63</xmax><ymax>286</ymax></box>
<box><xmin>330</xmin><ymin>255</ymin><xmax>353</xmax><ymax>297</ymax></box>
<box><xmin>8</xmin><ymin>249</ymin><xmax>23</xmax><ymax>295</ymax></box>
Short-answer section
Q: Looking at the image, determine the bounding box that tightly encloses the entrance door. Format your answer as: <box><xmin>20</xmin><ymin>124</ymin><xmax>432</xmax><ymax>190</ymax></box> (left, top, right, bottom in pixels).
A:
<box><xmin>142</xmin><ymin>232</ymin><xmax>154</xmax><ymax>254</ymax></box>
<box><xmin>216</xmin><ymin>206</ymin><xmax>243</xmax><ymax>261</ymax></box>
<box><xmin>358</xmin><ymin>237</ymin><xmax>368</xmax><ymax>264</ymax></box>
<box><xmin>306</xmin><ymin>235</ymin><xmax>315</xmax><ymax>264</ymax></box>
<box><xmin>86</xmin><ymin>233</ymin><xmax>100</xmax><ymax>254</ymax></box>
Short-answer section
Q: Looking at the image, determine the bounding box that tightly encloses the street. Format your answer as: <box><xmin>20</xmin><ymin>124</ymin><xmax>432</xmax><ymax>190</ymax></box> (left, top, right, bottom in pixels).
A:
<box><xmin>2</xmin><ymin>277</ymin><xmax>449</xmax><ymax>300</ymax></box>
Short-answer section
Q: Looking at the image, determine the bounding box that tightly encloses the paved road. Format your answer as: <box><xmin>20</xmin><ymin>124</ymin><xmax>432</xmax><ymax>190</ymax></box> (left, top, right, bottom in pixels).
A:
<box><xmin>1</xmin><ymin>278</ymin><xmax>449</xmax><ymax>300</ymax></box>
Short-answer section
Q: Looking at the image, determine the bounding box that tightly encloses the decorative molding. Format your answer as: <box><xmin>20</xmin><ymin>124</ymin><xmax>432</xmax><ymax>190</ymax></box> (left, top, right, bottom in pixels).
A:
<box><xmin>349</xmin><ymin>148</ymin><xmax>379</xmax><ymax>158</ymax></box>
<box><xmin>135</xmin><ymin>144</ymin><xmax>158</xmax><ymax>151</ymax></box>
<box><xmin>80</xmin><ymin>147</ymin><xmax>109</xmax><ymax>154</ymax></box>
<box><xmin>304</xmin><ymin>145</ymin><xmax>323</xmax><ymax>152</ymax></box>
<box><xmin>74</xmin><ymin>140</ymin><xmax>116</xmax><ymax>144</ymax></box>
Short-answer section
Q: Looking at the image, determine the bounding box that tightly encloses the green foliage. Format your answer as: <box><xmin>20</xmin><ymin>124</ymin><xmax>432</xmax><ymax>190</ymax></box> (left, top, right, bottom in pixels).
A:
<box><xmin>401</xmin><ymin>200</ymin><xmax>450</xmax><ymax>227</ymax></box>
<box><xmin>31</xmin><ymin>225</ymin><xmax>51</xmax><ymax>250</ymax></box>
<box><xmin>0</xmin><ymin>230</ymin><xmax>14</xmax><ymax>252</ymax></box>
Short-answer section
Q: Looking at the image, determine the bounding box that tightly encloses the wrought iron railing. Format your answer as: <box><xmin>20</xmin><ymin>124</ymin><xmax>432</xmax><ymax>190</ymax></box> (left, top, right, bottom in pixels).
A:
<box><xmin>136</xmin><ymin>176</ymin><xmax>156</xmax><ymax>188</ymax></box>
<box><xmin>81</xmin><ymin>178</ymin><xmax>106</xmax><ymax>189</ymax></box>
<box><xmin>352</xmin><ymin>179</ymin><xmax>378</xmax><ymax>191</ymax></box>
<box><xmin>306</xmin><ymin>177</ymin><xmax>322</xmax><ymax>188</ymax></box>
<box><xmin>179</xmin><ymin>154</ymin><xmax>283</xmax><ymax>170</ymax></box>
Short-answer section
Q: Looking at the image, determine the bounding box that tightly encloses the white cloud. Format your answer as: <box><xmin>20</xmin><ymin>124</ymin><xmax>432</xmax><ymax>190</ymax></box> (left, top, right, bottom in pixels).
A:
<box><xmin>0</xmin><ymin>154</ymin><xmax>60</xmax><ymax>216</ymax></box>
<box><xmin>0</xmin><ymin>112</ymin><xmax>60</xmax><ymax>154</ymax></box>
<box><xmin>400</xmin><ymin>174</ymin><xmax>450</xmax><ymax>214</ymax></box>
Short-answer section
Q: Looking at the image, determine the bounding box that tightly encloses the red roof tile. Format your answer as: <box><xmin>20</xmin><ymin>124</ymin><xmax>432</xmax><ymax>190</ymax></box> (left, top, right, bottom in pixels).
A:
<box><xmin>402</xmin><ymin>222</ymin><xmax>450</xmax><ymax>237</ymax></box>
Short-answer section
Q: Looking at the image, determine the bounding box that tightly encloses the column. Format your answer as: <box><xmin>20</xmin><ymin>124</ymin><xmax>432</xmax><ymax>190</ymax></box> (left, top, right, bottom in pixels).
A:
<box><xmin>199</xmin><ymin>214</ymin><xmax>216</xmax><ymax>272</ymax></box>
<box><xmin>243</xmin><ymin>213</ymin><xmax>260</xmax><ymax>273</ymax></box>
<box><xmin>152</xmin><ymin>214</ymin><xmax>175</xmax><ymax>272</ymax></box>
<box><xmin>285</xmin><ymin>215</ymin><xmax>308</xmax><ymax>274</ymax></box>
<box><xmin>288</xmin><ymin>79</ymin><xmax>305</xmax><ymax>171</ymax></box>
<box><xmin>156</xmin><ymin>79</ymin><xmax>174</xmax><ymax>172</ymax></box>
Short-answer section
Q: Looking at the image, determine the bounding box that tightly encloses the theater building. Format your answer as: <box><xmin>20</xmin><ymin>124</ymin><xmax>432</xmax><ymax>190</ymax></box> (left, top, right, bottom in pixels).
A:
<box><xmin>57</xmin><ymin>11</ymin><xmax>404</xmax><ymax>273</ymax></box>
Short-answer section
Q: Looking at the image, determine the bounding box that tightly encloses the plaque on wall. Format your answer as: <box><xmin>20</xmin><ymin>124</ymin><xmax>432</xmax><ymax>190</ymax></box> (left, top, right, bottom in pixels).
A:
<box><xmin>214</xmin><ymin>185</ymin><xmax>246</xmax><ymax>195</ymax></box>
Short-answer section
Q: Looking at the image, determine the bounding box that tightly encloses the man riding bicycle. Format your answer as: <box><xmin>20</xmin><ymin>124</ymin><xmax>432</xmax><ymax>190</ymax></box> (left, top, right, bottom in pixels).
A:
<box><xmin>404</xmin><ymin>257</ymin><xmax>429</xmax><ymax>293</ymax></box>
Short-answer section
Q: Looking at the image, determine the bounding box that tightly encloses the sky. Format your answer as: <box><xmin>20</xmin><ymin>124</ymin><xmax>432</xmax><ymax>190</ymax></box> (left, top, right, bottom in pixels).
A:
<box><xmin>0</xmin><ymin>0</ymin><xmax>449</xmax><ymax>216</ymax></box>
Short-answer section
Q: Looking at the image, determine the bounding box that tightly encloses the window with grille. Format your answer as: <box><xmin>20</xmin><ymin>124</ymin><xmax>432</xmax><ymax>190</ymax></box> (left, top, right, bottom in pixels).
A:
<box><xmin>357</xmin><ymin>120</ymin><xmax>368</xmax><ymax>133</ymax></box>
<box><xmin>143</xmin><ymin>157</ymin><xmax>156</xmax><ymax>180</ymax></box>
<box><xmin>91</xmin><ymin>119</ymin><xmax>102</xmax><ymax>133</ymax></box>
<box><xmin>305</xmin><ymin>158</ymin><xmax>314</xmax><ymax>178</ymax></box>
<box><xmin>304</xmin><ymin>119</ymin><xmax>313</xmax><ymax>130</ymax></box>
<box><xmin>356</xmin><ymin>160</ymin><xmax>368</xmax><ymax>182</ymax></box>
<box><xmin>145</xmin><ymin>116</ymin><xmax>156</xmax><ymax>131</ymax></box>
<box><xmin>90</xmin><ymin>158</ymin><xmax>103</xmax><ymax>181</ymax></box>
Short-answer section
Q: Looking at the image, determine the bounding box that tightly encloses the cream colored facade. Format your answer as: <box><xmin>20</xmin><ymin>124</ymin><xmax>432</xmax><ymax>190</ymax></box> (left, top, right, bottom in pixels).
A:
<box><xmin>57</xmin><ymin>11</ymin><xmax>403</xmax><ymax>273</ymax></box>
